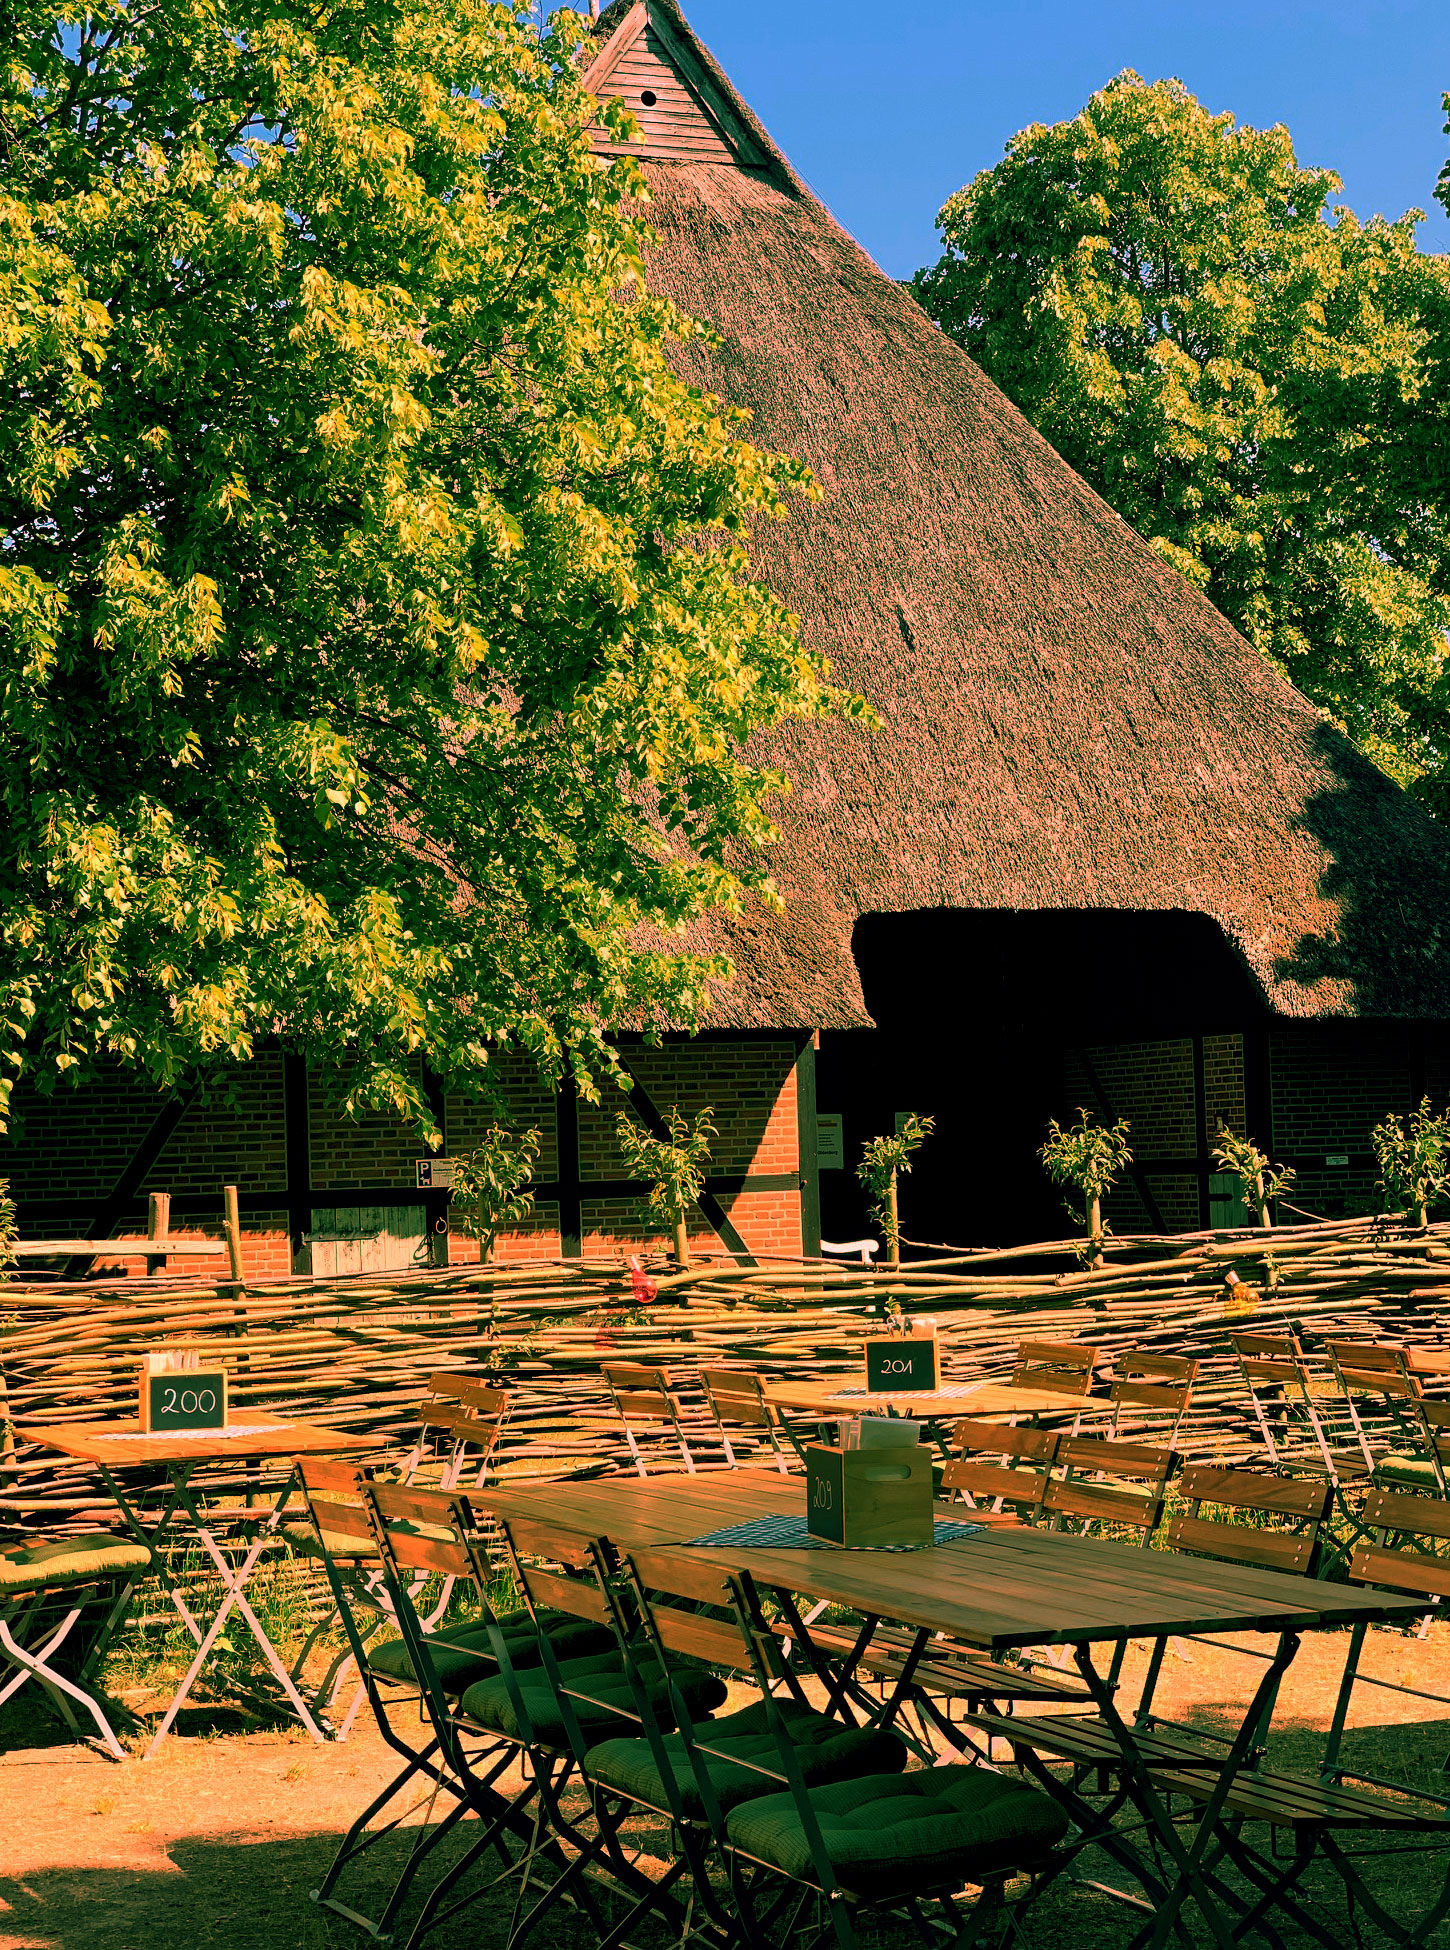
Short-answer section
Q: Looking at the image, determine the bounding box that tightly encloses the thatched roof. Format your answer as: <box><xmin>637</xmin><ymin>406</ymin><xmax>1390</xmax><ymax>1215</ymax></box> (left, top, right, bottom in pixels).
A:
<box><xmin>588</xmin><ymin>0</ymin><xmax>1450</xmax><ymax>1028</ymax></box>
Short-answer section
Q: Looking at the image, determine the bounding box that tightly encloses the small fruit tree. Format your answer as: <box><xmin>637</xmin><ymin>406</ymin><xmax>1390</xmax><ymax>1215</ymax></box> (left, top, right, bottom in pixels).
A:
<box><xmin>1040</xmin><ymin>1110</ymin><xmax>1132</xmax><ymax>1267</ymax></box>
<box><xmin>450</xmin><ymin>1124</ymin><xmax>542</xmax><ymax>1264</ymax></box>
<box><xmin>1371</xmin><ymin>1099</ymin><xmax>1450</xmax><ymax>1228</ymax></box>
<box><xmin>1212</xmin><ymin>1126</ymin><xmax>1296</xmax><ymax>1229</ymax></box>
<box><xmin>615</xmin><ymin>1106</ymin><xmax>717</xmax><ymax>1269</ymax></box>
<box><xmin>856</xmin><ymin>1114</ymin><xmax>934</xmax><ymax>1270</ymax></box>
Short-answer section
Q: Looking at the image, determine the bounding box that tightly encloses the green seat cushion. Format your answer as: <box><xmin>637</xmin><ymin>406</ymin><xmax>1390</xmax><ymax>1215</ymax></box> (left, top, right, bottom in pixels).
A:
<box><xmin>461</xmin><ymin>1649</ymin><xmax>727</xmax><ymax>1746</ymax></box>
<box><xmin>367</xmin><ymin>1612</ymin><xmax>612</xmax><ymax>1693</ymax></box>
<box><xmin>0</xmin><ymin>1533</ymin><xmax>152</xmax><ymax>1594</ymax></box>
<box><xmin>724</xmin><ymin>1765</ymin><xmax>1069</xmax><ymax>1902</ymax></box>
<box><xmin>1378</xmin><ymin>1455</ymin><xmax>1445</xmax><ymax>1486</ymax></box>
<box><xmin>584</xmin><ymin>1696</ymin><xmax>907</xmax><ymax>1818</ymax></box>
<box><xmin>281</xmin><ymin>1520</ymin><xmax>378</xmax><ymax>1562</ymax></box>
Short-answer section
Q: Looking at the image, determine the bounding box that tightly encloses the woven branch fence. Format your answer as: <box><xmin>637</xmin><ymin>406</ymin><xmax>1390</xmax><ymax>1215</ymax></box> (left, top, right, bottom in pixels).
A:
<box><xmin>4</xmin><ymin>1214</ymin><xmax>1450</xmax><ymax>1536</ymax></box>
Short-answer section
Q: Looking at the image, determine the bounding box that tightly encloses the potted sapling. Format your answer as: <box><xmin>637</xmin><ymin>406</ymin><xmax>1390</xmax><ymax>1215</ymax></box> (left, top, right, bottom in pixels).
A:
<box><xmin>615</xmin><ymin>1104</ymin><xmax>716</xmax><ymax>1270</ymax></box>
<box><xmin>1040</xmin><ymin>1110</ymin><xmax>1132</xmax><ymax>1268</ymax></box>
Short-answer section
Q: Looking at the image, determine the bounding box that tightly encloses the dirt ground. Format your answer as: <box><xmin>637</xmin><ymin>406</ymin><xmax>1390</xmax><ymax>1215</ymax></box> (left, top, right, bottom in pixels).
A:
<box><xmin>2</xmin><ymin>1626</ymin><xmax>1449</xmax><ymax>1950</ymax></box>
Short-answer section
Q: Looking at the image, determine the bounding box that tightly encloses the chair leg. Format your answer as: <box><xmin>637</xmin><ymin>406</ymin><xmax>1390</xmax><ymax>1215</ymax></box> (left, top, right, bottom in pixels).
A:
<box><xmin>0</xmin><ymin>1611</ymin><xmax>129</xmax><ymax>1760</ymax></box>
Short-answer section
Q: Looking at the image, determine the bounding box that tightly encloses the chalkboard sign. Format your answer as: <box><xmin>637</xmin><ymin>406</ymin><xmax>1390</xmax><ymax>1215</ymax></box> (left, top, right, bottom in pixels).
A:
<box><xmin>864</xmin><ymin>1335</ymin><xmax>939</xmax><ymax>1393</ymax></box>
<box><xmin>139</xmin><ymin>1369</ymin><xmax>228</xmax><ymax>1432</ymax></box>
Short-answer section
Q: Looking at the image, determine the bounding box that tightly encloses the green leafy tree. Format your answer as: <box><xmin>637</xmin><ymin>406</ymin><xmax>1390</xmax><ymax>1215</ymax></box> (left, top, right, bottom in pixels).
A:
<box><xmin>0</xmin><ymin>0</ymin><xmax>860</xmax><ymax>1137</ymax></box>
<box><xmin>856</xmin><ymin>1113</ymin><xmax>933</xmax><ymax>1271</ymax></box>
<box><xmin>614</xmin><ymin>1103</ymin><xmax>716</xmax><ymax>1268</ymax></box>
<box><xmin>912</xmin><ymin>74</ymin><xmax>1450</xmax><ymax>806</ymax></box>
<box><xmin>1040</xmin><ymin>1110</ymin><xmax>1132</xmax><ymax>1267</ymax></box>
<box><xmin>450</xmin><ymin>1122</ymin><xmax>541</xmax><ymax>1264</ymax></box>
<box><xmin>1212</xmin><ymin>1126</ymin><xmax>1296</xmax><ymax>1230</ymax></box>
<box><xmin>1371</xmin><ymin>1098</ymin><xmax>1450</xmax><ymax>1227</ymax></box>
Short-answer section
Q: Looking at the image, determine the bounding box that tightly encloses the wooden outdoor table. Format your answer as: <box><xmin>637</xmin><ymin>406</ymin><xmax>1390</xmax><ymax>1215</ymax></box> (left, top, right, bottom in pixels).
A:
<box><xmin>18</xmin><ymin>1411</ymin><xmax>385</xmax><ymax>1755</ymax></box>
<box><xmin>764</xmin><ymin>1375</ymin><xmax>1081</xmax><ymax>1427</ymax></box>
<box><xmin>474</xmin><ymin>1470</ymin><xmax>1423</xmax><ymax>1949</ymax></box>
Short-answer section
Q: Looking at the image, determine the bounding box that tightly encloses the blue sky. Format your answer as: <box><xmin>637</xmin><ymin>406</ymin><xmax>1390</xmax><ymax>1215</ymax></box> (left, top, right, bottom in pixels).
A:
<box><xmin>678</xmin><ymin>0</ymin><xmax>1450</xmax><ymax>278</ymax></box>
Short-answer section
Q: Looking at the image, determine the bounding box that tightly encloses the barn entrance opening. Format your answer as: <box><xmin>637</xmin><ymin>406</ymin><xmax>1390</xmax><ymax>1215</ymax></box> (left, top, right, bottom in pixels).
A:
<box><xmin>815</xmin><ymin>909</ymin><xmax>1268</xmax><ymax>1254</ymax></box>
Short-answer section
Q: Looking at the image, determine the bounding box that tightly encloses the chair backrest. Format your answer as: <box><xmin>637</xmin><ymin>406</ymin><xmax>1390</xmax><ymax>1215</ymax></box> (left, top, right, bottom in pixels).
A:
<box><xmin>942</xmin><ymin>1418</ymin><xmax>1060</xmax><ymax>1520</ymax></box>
<box><xmin>1109</xmin><ymin>1350</ymin><xmax>1199</xmax><ymax>1442</ymax></box>
<box><xmin>497</xmin><ymin>1512</ymin><xmax>614</xmax><ymax>1632</ymax></box>
<box><xmin>1011</xmin><ymin>1340</ymin><xmax>1102</xmax><ymax>1398</ymax></box>
<box><xmin>1041</xmin><ymin>1434</ymin><xmax>1179</xmax><ymax>1544</ymax></box>
<box><xmin>604</xmin><ymin>1364</ymin><xmax>678</xmax><ymax>1420</ymax></box>
<box><xmin>625</xmin><ymin>1547</ymin><xmax>780</xmax><ymax>1684</ymax></box>
<box><xmin>413</xmin><ymin>1373</ymin><xmax>511</xmax><ymax>1487</ymax></box>
<box><xmin>367</xmin><ymin>1480</ymin><xmax>483</xmax><ymax>1584</ymax></box>
<box><xmin>1166</xmin><ymin>1464</ymin><xmax>1331</xmax><ymax>1576</ymax></box>
<box><xmin>1348</xmin><ymin>1487</ymin><xmax>1450</xmax><ymax>1605</ymax></box>
<box><xmin>1323</xmin><ymin>1342</ymin><xmax>1431</xmax><ymax>1478</ymax></box>
<box><xmin>701</xmin><ymin>1368</ymin><xmax>772</xmax><ymax>1428</ymax></box>
<box><xmin>1230</xmin><ymin>1330</ymin><xmax>1349</xmax><ymax>1477</ymax></box>
<box><xmin>294</xmin><ymin>1456</ymin><xmax>376</xmax><ymax>1558</ymax></box>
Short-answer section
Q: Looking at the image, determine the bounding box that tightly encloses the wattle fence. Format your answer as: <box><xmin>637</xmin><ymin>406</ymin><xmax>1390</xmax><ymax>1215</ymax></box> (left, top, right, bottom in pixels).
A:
<box><xmin>5</xmin><ymin>1214</ymin><xmax>1450</xmax><ymax>1532</ymax></box>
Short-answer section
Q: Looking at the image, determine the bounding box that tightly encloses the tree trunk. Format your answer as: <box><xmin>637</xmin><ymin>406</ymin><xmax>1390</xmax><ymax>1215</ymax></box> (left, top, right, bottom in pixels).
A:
<box><xmin>1088</xmin><ymin>1193</ymin><xmax>1104</xmax><ymax>1269</ymax></box>
<box><xmin>886</xmin><ymin>1173</ymin><xmax>900</xmax><ymax>1271</ymax></box>
<box><xmin>1418</xmin><ymin>1200</ymin><xmax>1429</xmax><ymax>1229</ymax></box>
<box><xmin>673</xmin><ymin>1211</ymin><xmax>690</xmax><ymax>1269</ymax></box>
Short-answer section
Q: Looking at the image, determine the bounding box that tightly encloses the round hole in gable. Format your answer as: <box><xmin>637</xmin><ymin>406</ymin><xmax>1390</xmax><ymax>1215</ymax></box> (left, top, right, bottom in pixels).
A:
<box><xmin>640</xmin><ymin>89</ymin><xmax>657</xmax><ymax>106</ymax></box>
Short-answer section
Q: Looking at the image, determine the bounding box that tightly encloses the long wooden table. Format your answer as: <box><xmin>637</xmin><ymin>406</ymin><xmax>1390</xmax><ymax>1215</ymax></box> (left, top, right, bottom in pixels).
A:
<box><xmin>472</xmin><ymin>1471</ymin><xmax>1422</xmax><ymax>1949</ymax></box>
<box><xmin>470</xmin><ymin>1472</ymin><xmax>1414</xmax><ymax>1650</ymax></box>
<box><xmin>764</xmin><ymin>1375</ymin><xmax>1080</xmax><ymax>1434</ymax></box>
<box><xmin>18</xmin><ymin>1411</ymin><xmax>384</xmax><ymax>1754</ymax></box>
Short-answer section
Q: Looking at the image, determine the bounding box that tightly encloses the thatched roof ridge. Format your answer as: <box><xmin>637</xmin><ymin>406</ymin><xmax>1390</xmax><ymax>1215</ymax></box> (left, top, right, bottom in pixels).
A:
<box><xmin>592</xmin><ymin>3</ymin><xmax>1450</xmax><ymax>1027</ymax></box>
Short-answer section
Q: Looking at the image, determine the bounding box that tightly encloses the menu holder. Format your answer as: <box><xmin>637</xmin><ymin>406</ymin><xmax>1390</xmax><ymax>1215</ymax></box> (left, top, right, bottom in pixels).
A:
<box><xmin>864</xmin><ymin>1319</ymin><xmax>940</xmax><ymax>1393</ymax></box>
<box><xmin>138</xmin><ymin>1349</ymin><xmax>229</xmax><ymax>1433</ymax></box>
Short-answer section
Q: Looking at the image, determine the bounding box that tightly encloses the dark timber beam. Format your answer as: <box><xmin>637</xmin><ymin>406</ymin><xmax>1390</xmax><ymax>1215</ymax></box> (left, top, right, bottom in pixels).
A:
<box><xmin>66</xmin><ymin>1080</ymin><xmax>203</xmax><ymax>1277</ymax></box>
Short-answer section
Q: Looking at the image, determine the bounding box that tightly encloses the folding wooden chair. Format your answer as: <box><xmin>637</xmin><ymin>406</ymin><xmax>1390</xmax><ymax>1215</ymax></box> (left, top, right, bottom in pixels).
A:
<box><xmin>1011</xmin><ymin>1339</ymin><xmax>1104</xmax><ymax>1430</ymax></box>
<box><xmin>0</xmin><ymin>1529</ymin><xmax>151</xmax><ymax>1760</ymax></box>
<box><xmin>1325</xmin><ymin>1485</ymin><xmax>1450</xmax><ymax>1785</ymax></box>
<box><xmin>306</xmin><ymin>1473</ymin><xmax>614</xmax><ymax>1943</ymax></box>
<box><xmin>700</xmin><ymin>1367</ymin><xmax>796</xmax><ymax>1472</ymax></box>
<box><xmin>1231</xmin><ymin>1330</ymin><xmax>1368</xmax><ymax>1489</ymax></box>
<box><xmin>940</xmin><ymin>1416</ymin><xmax>1059</xmax><ymax>1524</ymax></box>
<box><xmin>1325</xmin><ymin>1342</ymin><xmax>1450</xmax><ymax>1495</ymax></box>
<box><xmin>615</xmin><ymin>1547</ymin><xmax>1070</xmax><ymax>1950</ymax></box>
<box><xmin>398</xmin><ymin>1374</ymin><xmax>513</xmax><ymax>1491</ymax></box>
<box><xmin>601</xmin><ymin>1362</ymin><xmax>697</xmax><ymax>1476</ymax></box>
<box><xmin>485</xmin><ymin>1511</ymin><xmax>733</xmax><ymax>1950</ymax></box>
<box><xmin>1107</xmin><ymin>1349</ymin><xmax>1199</xmax><ymax>1444</ymax></box>
<box><xmin>1040</xmin><ymin>1434</ymin><xmax>1179</xmax><ymax>1547</ymax></box>
<box><xmin>1131</xmin><ymin>1463</ymin><xmax>1333</xmax><ymax>1741</ymax></box>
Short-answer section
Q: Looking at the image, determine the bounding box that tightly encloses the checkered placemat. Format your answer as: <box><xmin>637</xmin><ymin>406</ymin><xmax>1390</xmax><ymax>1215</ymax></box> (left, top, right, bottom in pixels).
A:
<box><xmin>685</xmin><ymin>1513</ymin><xmax>984</xmax><ymax>1553</ymax></box>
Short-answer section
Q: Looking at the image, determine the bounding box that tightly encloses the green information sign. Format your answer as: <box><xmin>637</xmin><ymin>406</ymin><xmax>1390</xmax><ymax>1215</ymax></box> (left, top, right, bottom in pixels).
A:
<box><xmin>144</xmin><ymin>1371</ymin><xmax>228</xmax><ymax>1432</ymax></box>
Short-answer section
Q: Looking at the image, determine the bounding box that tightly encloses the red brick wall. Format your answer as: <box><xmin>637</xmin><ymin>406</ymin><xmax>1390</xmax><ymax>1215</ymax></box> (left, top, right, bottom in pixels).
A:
<box><xmin>0</xmin><ymin>1039</ymin><xmax>805</xmax><ymax>1270</ymax></box>
<box><xmin>1203</xmin><ymin>1034</ymin><xmax>1246</xmax><ymax>1135</ymax></box>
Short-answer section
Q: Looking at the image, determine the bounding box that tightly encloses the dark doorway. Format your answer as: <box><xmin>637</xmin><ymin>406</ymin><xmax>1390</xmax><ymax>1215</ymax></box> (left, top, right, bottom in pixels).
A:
<box><xmin>816</xmin><ymin>908</ymin><xmax>1267</xmax><ymax>1252</ymax></box>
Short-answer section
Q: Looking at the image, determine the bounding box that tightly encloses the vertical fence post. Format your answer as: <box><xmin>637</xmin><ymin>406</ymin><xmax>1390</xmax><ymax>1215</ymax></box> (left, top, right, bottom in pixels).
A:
<box><xmin>146</xmin><ymin>1192</ymin><xmax>170</xmax><ymax>1278</ymax></box>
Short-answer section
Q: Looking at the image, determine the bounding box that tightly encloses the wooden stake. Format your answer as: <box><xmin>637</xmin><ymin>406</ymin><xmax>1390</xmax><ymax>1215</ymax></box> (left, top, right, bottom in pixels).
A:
<box><xmin>223</xmin><ymin>1185</ymin><xmax>244</xmax><ymax>1292</ymax></box>
<box><xmin>146</xmin><ymin>1192</ymin><xmax>170</xmax><ymax>1278</ymax></box>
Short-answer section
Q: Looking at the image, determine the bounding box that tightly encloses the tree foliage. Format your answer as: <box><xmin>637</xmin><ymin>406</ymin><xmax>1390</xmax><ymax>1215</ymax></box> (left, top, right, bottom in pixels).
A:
<box><xmin>856</xmin><ymin>1112</ymin><xmax>933</xmax><ymax>1267</ymax></box>
<box><xmin>450</xmin><ymin>1119</ymin><xmax>541</xmax><ymax>1263</ymax></box>
<box><xmin>912</xmin><ymin>73</ymin><xmax>1450</xmax><ymax>806</ymax></box>
<box><xmin>1211</xmin><ymin>1126</ymin><xmax>1295</xmax><ymax>1229</ymax></box>
<box><xmin>615</xmin><ymin>1102</ymin><xmax>715</xmax><ymax>1265</ymax></box>
<box><xmin>1040</xmin><ymin>1109</ymin><xmax>1131</xmax><ymax>1264</ymax></box>
<box><xmin>0</xmin><ymin>0</ymin><xmax>857</xmax><ymax>1135</ymax></box>
<box><xmin>1371</xmin><ymin>1098</ymin><xmax>1450</xmax><ymax>1226</ymax></box>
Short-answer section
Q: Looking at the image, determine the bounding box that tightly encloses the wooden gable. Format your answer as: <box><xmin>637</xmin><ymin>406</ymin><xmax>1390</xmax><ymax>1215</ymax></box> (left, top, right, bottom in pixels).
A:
<box><xmin>583</xmin><ymin>1</ymin><xmax>764</xmax><ymax>168</ymax></box>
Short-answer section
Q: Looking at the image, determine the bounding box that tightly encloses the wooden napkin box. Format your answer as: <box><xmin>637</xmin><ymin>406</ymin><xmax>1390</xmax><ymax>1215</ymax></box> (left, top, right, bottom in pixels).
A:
<box><xmin>805</xmin><ymin>1442</ymin><xmax>933</xmax><ymax>1548</ymax></box>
